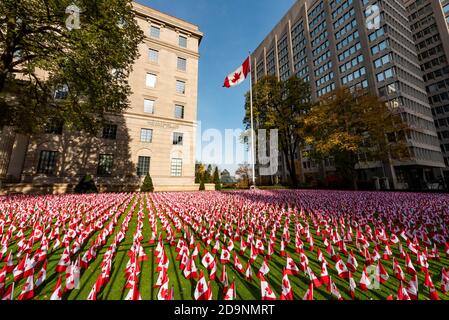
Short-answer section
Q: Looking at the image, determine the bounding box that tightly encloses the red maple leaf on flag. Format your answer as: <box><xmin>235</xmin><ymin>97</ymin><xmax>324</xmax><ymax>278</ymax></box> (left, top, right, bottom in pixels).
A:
<box><xmin>283</xmin><ymin>279</ymin><xmax>290</xmax><ymax>289</ymax></box>
<box><xmin>232</xmin><ymin>72</ymin><xmax>241</xmax><ymax>83</ymax></box>
<box><xmin>265</xmin><ymin>286</ymin><xmax>273</xmax><ymax>295</ymax></box>
<box><xmin>198</xmin><ymin>282</ymin><xmax>204</xmax><ymax>293</ymax></box>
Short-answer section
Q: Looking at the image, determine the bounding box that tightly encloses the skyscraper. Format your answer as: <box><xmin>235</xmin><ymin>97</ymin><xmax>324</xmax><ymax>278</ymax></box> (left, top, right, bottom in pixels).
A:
<box><xmin>405</xmin><ymin>0</ymin><xmax>449</xmax><ymax>181</ymax></box>
<box><xmin>251</xmin><ymin>0</ymin><xmax>445</xmax><ymax>189</ymax></box>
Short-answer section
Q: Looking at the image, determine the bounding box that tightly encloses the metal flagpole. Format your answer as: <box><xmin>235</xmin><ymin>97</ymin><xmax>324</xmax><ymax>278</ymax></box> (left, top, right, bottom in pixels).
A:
<box><xmin>248</xmin><ymin>52</ymin><xmax>256</xmax><ymax>187</ymax></box>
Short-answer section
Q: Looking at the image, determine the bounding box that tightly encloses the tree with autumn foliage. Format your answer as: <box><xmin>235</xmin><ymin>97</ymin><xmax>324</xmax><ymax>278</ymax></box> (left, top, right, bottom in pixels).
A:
<box><xmin>304</xmin><ymin>87</ymin><xmax>410</xmax><ymax>190</ymax></box>
<box><xmin>243</xmin><ymin>75</ymin><xmax>312</xmax><ymax>188</ymax></box>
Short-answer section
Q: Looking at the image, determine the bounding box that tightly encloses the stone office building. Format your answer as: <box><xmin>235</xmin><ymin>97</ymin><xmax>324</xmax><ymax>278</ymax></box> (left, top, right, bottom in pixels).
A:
<box><xmin>0</xmin><ymin>2</ymin><xmax>204</xmax><ymax>193</ymax></box>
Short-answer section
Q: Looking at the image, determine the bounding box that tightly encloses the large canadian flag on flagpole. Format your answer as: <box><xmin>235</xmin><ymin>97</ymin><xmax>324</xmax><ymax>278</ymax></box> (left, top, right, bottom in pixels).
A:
<box><xmin>223</xmin><ymin>57</ymin><xmax>250</xmax><ymax>88</ymax></box>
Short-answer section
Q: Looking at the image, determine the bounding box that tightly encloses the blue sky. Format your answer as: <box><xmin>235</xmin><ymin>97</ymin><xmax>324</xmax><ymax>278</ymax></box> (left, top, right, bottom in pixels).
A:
<box><xmin>138</xmin><ymin>0</ymin><xmax>296</xmax><ymax>174</ymax></box>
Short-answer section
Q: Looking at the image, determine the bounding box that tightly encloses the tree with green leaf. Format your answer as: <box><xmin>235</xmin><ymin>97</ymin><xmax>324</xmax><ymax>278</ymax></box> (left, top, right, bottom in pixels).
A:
<box><xmin>213</xmin><ymin>166</ymin><xmax>221</xmax><ymax>190</ymax></box>
<box><xmin>244</xmin><ymin>75</ymin><xmax>312</xmax><ymax>187</ymax></box>
<box><xmin>304</xmin><ymin>87</ymin><xmax>409</xmax><ymax>190</ymax></box>
<box><xmin>195</xmin><ymin>161</ymin><xmax>205</xmax><ymax>184</ymax></box>
<box><xmin>203</xmin><ymin>164</ymin><xmax>212</xmax><ymax>183</ymax></box>
<box><xmin>74</xmin><ymin>174</ymin><xmax>98</xmax><ymax>194</ymax></box>
<box><xmin>199</xmin><ymin>179</ymin><xmax>205</xmax><ymax>191</ymax></box>
<box><xmin>0</xmin><ymin>0</ymin><xmax>144</xmax><ymax>134</ymax></box>
<box><xmin>140</xmin><ymin>174</ymin><xmax>154</xmax><ymax>192</ymax></box>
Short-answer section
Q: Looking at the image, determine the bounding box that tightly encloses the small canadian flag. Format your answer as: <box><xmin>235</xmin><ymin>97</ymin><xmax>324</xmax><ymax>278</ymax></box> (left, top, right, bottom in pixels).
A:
<box><xmin>223</xmin><ymin>57</ymin><xmax>250</xmax><ymax>88</ymax></box>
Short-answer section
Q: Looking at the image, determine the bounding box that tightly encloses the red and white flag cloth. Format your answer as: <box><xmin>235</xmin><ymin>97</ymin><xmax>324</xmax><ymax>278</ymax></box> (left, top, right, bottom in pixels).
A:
<box><xmin>320</xmin><ymin>261</ymin><xmax>330</xmax><ymax>285</ymax></box>
<box><xmin>376</xmin><ymin>261</ymin><xmax>389</xmax><ymax>284</ymax></box>
<box><xmin>55</xmin><ymin>247</ymin><xmax>71</xmax><ymax>273</ymax></box>
<box><xmin>359</xmin><ymin>266</ymin><xmax>372</xmax><ymax>291</ymax></box>
<box><xmin>424</xmin><ymin>270</ymin><xmax>439</xmax><ymax>300</ymax></box>
<box><xmin>224</xmin><ymin>282</ymin><xmax>236</xmax><ymax>301</ymax></box>
<box><xmin>223</xmin><ymin>57</ymin><xmax>250</xmax><ymax>88</ymax></box>
<box><xmin>405</xmin><ymin>254</ymin><xmax>417</xmax><ymax>275</ymax></box>
<box><xmin>35</xmin><ymin>260</ymin><xmax>47</xmax><ymax>287</ymax></box>
<box><xmin>233</xmin><ymin>252</ymin><xmax>245</xmax><ymax>273</ymax></box>
<box><xmin>393</xmin><ymin>258</ymin><xmax>405</xmax><ymax>282</ymax></box>
<box><xmin>220</xmin><ymin>247</ymin><xmax>231</xmax><ymax>264</ymax></box>
<box><xmin>17</xmin><ymin>275</ymin><xmax>34</xmax><ymax>300</ymax></box>
<box><xmin>1</xmin><ymin>283</ymin><xmax>14</xmax><ymax>300</ymax></box>
<box><xmin>280</xmin><ymin>269</ymin><xmax>293</xmax><ymax>300</ymax></box>
<box><xmin>260</xmin><ymin>275</ymin><xmax>276</xmax><ymax>300</ymax></box>
<box><xmin>306</xmin><ymin>266</ymin><xmax>322</xmax><ymax>288</ymax></box>
<box><xmin>397</xmin><ymin>282</ymin><xmax>411</xmax><ymax>300</ymax></box>
<box><xmin>441</xmin><ymin>268</ymin><xmax>449</xmax><ymax>294</ymax></box>
<box><xmin>335</xmin><ymin>258</ymin><xmax>349</xmax><ymax>279</ymax></box>
<box><xmin>50</xmin><ymin>276</ymin><xmax>63</xmax><ymax>300</ymax></box>
<box><xmin>346</xmin><ymin>250</ymin><xmax>358</xmax><ymax>272</ymax></box>
<box><xmin>13</xmin><ymin>253</ymin><xmax>28</xmax><ymax>281</ymax></box>
<box><xmin>245</xmin><ymin>261</ymin><xmax>253</xmax><ymax>282</ymax></box>
<box><xmin>220</xmin><ymin>264</ymin><xmax>229</xmax><ymax>289</ymax></box>
<box><xmin>328</xmin><ymin>277</ymin><xmax>343</xmax><ymax>300</ymax></box>
<box><xmin>157</xmin><ymin>273</ymin><xmax>170</xmax><ymax>300</ymax></box>
<box><xmin>0</xmin><ymin>265</ymin><xmax>7</xmax><ymax>293</ymax></box>
<box><xmin>201</xmin><ymin>250</ymin><xmax>214</xmax><ymax>269</ymax></box>
<box><xmin>303</xmin><ymin>283</ymin><xmax>314</xmax><ymax>300</ymax></box>
<box><xmin>257</xmin><ymin>258</ymin><xmax>270</xmax><ymax>279</ymax></box>
<box><xmin>285</xmin><ymin>254</ymin><xmax>299</xmax><ymax>275</ymax></box>
<box><xmin>406</xmin><ymin>274</ymin><xmax>419</xmax><ymax>300</ymax></box>
<box><xmin>194</xmin><ymin>271</ymin><xmax>212</xmax><ymax>300</ymax></box>
<box><xmin>348</xmin><ymin>272</ymin><xmax>357</xmax><ymax>300</ymax></box>
<box><xmin>125</xmin><ymin>281</ymin><xmax>142</xmax><ymax>300</ymax></box>
<box><xmin>4</xmin><ymin>251</ymin><xmax>14</xmax><ymax>273</ymax></box>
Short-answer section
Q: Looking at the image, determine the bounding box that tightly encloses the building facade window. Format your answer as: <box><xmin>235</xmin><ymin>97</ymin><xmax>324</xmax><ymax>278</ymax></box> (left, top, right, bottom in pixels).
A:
<box><xmin>54</xmin><ymin>84</ymin><xmax>69</xmax><ymax>100</ymax></box>
<box><xmin>137</xmin><ymin>156</ymin><xmax>151</xmax><ymax>177</ymax></box>
<box><xmin>97</xmin><ymin>154</ymin><xmax>114</xmax><ymax>176</ymax></box>
<box><xmin>37</xmin><ymin>150</ymin><xmax>58</xmax><ymax>175</ymax></box>
<box><xmin>44</xmin><ymin>119</ymin><xmax>64</xmax><ymax>135</ymax></box>
<box><xmin>149</xmin><ymin>49</ymin><xmax>158</xmax><ymax>62</ymax></box>
<box><xmin>173</xmin><ymin>132</ymin><xmax>183</xmax><ymax>145</ymax></box>
<box><xmin>144</xmin><ymin>99</ymin><xmax>154</xmax><ymax>114</ymax></box>
<box><xmin>150</xmin><ymin>26</ymin><xmax>160</xmax><ymax>38</ymax></box>
<box><xmin>146</xmin><ymin>73</ymin><xmax>157</xmax><ymax>88</ymax></box>
<box><xmin>141</xmin><ymin>128</ymin><xmax>153</xmax><ymax>143</ymax></box>
<box><xmin>102</xmin><ymin>124</ymin><xmax>117</xmax><ymax>140</ymax></box>
<box><xmin>175</xmin><ymin>105</ymin><xmax>185</xmax><ymax>119</ymax></box>
<box><xmin>170</xmin><ymin>158</ymin><xmax>182</xmax><ymax>176</ymax></box>
<box><xmin>177</xmin><ymin>57</ymin><xmax>187</xmax><ymax>71</ymax></box>
<box><xmin>179</xmin><ymin>35</ymin><xmax>187</xmax><ymax>48</ymax></box>
<box><xmin>176</xmin><ymin>80</ymin><xmax>186</xmax><ymax>94</ymax></box>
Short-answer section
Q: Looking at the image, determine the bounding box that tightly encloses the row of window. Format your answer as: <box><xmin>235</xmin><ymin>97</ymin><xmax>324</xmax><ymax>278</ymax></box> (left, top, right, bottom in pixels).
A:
<box><xmin>149</xmin><ymin>49</ymin><xmax>187</xmax><ymax>71</ymax></box>
<box><xmin>144</xmin><ymin>99</ymin><xmax>185</xmax><ymax>119</ymax></box>
<box><xmin>146</xmin><ymin>73</ymin><xmax>186</xmax><ymax>95</ymax></box>
<box><xmin>341</xmin><ymin>67</ymin><xmax>366</xmax><ymax>85</ymax></box>
<box><xmin>335</xmin><ymin>19</ymin><xmax>357</xmax><ymax>40</ymax></box>
<box><xmin>336</xmin><ymin>30</ymin><xmax>359</xmax><ymax>51</ymax></box>
<box><xmin>333</xmin><ymin>8</ymin><xmax>355</xmax><ymax>30</ymax></box>
<box><xmin>317</xmin><ymin>82</ymin><xmax>336</xmax><ymax>97</ymax></box>
<box><xmin>316</xmin><ymin>72</ymin><xmax>334</xmax><ymax>86</ymax></box>
<box><xmin>332</xmin><ymin>0</ymin><xmax>353</xmax><ymax>19</ymax></box>
<box><xmin>338</xmin><ymin>42</ymin><xmax>361</xmax><ymax>62</ymax></box>
<box><xmin>37</xmin><ymin>151</ymin><xmax>183</xmax><ymax>177</ymax></box>
<box><xmin>339</xmin><ymin>54</ymin><xmax>364</xmax><ymax>73</ymax></box>
<box><xmin>150</xmin><ymin>25</ymin><xmax>188</xmax><ymax>48</ymax></box>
